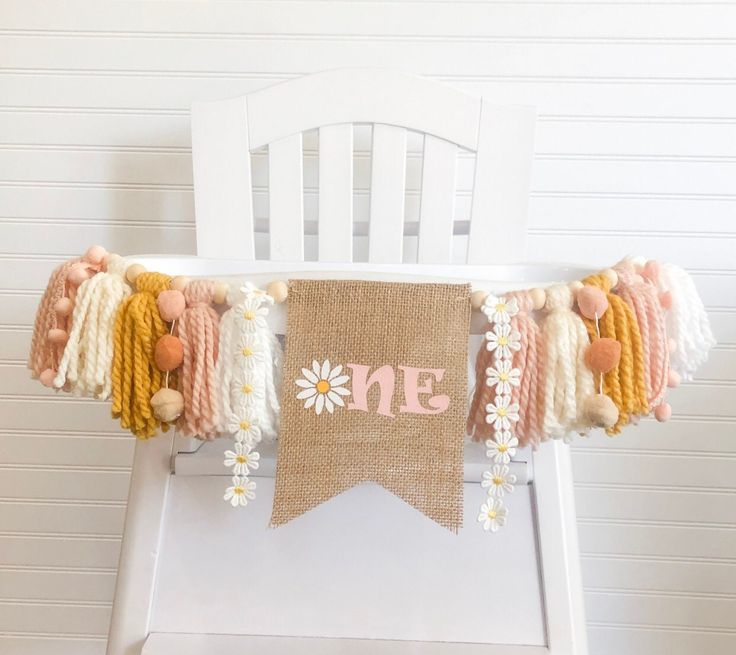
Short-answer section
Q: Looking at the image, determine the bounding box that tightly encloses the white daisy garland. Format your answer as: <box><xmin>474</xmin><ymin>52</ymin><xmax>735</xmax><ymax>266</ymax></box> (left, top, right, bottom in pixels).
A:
<box><xmin>218</xmin><ymin>284</ymin><xmax>283</xmax><ymax>508</ymax></box>
<box><xmin>478</xmin><ymin>295</ymin><xmax>521</xmax><ymax>533</ymax></box>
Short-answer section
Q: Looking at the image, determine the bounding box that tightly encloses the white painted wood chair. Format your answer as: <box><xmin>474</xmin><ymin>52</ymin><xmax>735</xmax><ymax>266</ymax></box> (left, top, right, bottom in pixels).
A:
<box><xmin>107</xmin><ymin>69</ymin><xmax>588</xmax><ymax>655</ymax></box>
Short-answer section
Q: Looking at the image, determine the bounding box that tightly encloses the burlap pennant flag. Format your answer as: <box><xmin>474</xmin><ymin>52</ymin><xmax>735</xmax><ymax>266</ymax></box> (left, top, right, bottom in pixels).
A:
<box><xmin>270</xmin><ymin>280</ymin><xmax>471</xmax><ymax>531</ymax></box>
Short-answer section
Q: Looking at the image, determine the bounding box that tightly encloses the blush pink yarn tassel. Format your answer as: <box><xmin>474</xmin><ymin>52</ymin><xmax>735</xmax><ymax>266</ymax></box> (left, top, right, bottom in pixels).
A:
<box><xmin>509</xmin><ymin>291</ymin><xmax>546</xmax><ymax>448</ymax></box>
<box><xmin>178</xmin><ymin>280</ymin><xmax>220</xmax><ymax>439</ymax></box>
<box><xmin>28</xmin><ymin>258</ymin><xmax>81</xmax><ymax>382</ymax></box>
<box><xmin>614</xmin><ymin>261</ymin><xmax>669</xmax><ymax>409</ymax></box>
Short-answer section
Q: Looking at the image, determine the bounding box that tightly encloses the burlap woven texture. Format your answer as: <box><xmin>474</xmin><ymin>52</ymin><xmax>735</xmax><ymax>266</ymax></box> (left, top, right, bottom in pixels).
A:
<box><xmin>270</xmin><ymin>279</ymin><xmax>471</xmax><ymax>532</ymax></box>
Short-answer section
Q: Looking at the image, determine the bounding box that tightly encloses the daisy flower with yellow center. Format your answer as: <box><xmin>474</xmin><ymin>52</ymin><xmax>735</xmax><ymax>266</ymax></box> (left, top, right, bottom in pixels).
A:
<box><xmin>485</xmin><ymin>430</ymin><xmax>519</xmax><ymax>464</ymax></box>
<box><xmin>481</xmin><ymin>464</ymin><xmax>517</xmax><ymax>497</ymax></box>
<box><xmin>485</xmin><ymin>395</ymin><xmax>520</xmax><ymax>431</ymax></box>
<box><xmin>224</xmin><ymin>441</ymin><xmax>261</xmax><ymax>476</ymax></box>
<box><xmin>478</xmin><ymin>498</ymin><xmax>508</xmax><ymax>532</ymax></box>
<box><xmin>485</xmin><ymin>323</ymin><xmax>521</xmax><ymax>360</ymax></box>
<box><xmin>482</xmin><ymin>294</ymin><xmax>519</xmax><ymax>325</ymax></box>
<box><xmin>223</xmin><ymin>476</ymin><xmax>256</xmax><ymax>507</ymax></box>
<box><xmin>295</xmin><ymin>359</ymin><xmax>351</xmax><ymax>415</ymax></box>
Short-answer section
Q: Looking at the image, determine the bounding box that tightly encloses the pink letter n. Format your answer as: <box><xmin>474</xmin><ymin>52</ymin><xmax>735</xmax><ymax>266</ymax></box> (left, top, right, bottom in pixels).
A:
<box><xmin>347</xmin><ymin>364</ymin><xmax>395</xmax><ymax>418</ymax></box>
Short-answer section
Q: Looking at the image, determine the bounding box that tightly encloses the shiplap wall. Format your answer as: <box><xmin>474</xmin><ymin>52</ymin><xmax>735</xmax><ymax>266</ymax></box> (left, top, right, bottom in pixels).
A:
<box><xmin>0</xmin><ymin>1</ymin><xmax>735</xmax><ymax>654</ymax></box>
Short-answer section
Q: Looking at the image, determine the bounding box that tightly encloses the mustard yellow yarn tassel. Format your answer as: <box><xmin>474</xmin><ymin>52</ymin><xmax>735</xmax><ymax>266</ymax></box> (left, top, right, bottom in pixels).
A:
<box><xmin>111</xmin><ymin>272</ymin><xmax>173</xmax><ymax>439</ymax></box>
<box><xmin>581</xmin><ymin>274</ymin><xmax>649</xmax><ymax>434</ymax></box>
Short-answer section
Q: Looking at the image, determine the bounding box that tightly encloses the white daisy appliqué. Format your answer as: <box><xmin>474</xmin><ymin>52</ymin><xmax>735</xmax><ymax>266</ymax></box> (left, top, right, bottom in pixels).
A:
<box><xmin>481</xmin><ymin>464</ymin><xmax>517</xmax><ymax>497</ymax></box>
<box><xmin>224</xmin><ymin>442</ymin><xmax>261</xmax><ymax>476</ymax></box>
<box><xmin>295</xmin><ymin>359</ymin><xmax>351</xmax><ymax>415</ymax></box>
<box><xmin>478</xmin><ymin>498</ymin><xmax>508</xmax><ymax>532</ymax></box>
<box><xmin>485</xmin><ymin>395</ymin><xmax>520</xmax><ymax>431</ymax></box>
<box><xmin>485</xmin><ymin>323</ymin><xmax>522</xmax><ymax>360</ymax></box>
<box><xmin>485</xmin><ymin>360</ymin><xmax>521</xmax><ymax>395</ymax></box>
<box><xmin>485</xmin><ymin>431</ymin><xmax>519</xmax><ymax>464</ymax></box>
<box><xmin>223</xmin><ymin>476</ymin><xmax>257</xmax><ymax>507</ymax></box>
<box><xmin>482</xmin><ymin>294</ymin><xmax>519</xmax><ymax>325</ymax></box>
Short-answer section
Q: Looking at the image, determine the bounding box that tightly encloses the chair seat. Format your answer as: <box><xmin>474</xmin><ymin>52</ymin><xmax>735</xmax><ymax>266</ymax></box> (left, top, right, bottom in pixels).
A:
<box><xmin>142</xmin><ymin>632</ymin><xmax>550</xmax><ymax>655</ymax></box>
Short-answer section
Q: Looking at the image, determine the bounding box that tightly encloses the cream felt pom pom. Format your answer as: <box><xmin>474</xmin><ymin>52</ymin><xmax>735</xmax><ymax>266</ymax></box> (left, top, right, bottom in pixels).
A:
<box><xmin>582</xmin><ymin>393</ymin><xmax>619</xmax><ymax>430</ymax></box>
<box><xmin>150</xmin><ymin>388</ymin><xmax>184</xmax><ymax>423</ymax></box>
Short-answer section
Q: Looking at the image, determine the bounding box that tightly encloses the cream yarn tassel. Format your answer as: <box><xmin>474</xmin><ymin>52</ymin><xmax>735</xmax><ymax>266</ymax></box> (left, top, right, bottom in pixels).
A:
<box><xmin>541</xmin><ymin>284</ymin><xmax>595</xmax><ymax>439</ymax></box>
<box><xmin>654</xmin><ymin>263</ymin><xmax>716</xmax><ymax>381</ymax></box>
<box><xmin>53</xmin><ymin>255</ymin><xmax>131</xmax><ymax>398</ymax></box>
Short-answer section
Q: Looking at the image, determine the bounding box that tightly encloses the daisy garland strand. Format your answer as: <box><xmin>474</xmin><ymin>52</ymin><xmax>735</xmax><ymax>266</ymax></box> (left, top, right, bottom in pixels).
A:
<box><xmin>219</xmin><ymin>283</ymin><xmax>282</xmax><ymax>508</ymax></box>
<box><xmin>478</xmin><ymin>295</ymin><xmax>521</xmax><ymax>533</ymax></box>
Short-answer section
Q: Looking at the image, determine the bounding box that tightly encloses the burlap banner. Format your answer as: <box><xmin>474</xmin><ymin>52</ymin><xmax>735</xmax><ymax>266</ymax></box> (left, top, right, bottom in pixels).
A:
<box><xmin>270</xmin><ymin>280</ymin><xmax>471</xmax><ymax>532</ymax></box>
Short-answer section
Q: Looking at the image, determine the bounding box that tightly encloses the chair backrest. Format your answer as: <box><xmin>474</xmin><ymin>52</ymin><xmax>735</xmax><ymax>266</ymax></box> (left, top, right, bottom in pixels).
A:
<box><xmin>191</xmin><ymin>68</ymin><xmax>536</xmax><ymax>265</ymax></box>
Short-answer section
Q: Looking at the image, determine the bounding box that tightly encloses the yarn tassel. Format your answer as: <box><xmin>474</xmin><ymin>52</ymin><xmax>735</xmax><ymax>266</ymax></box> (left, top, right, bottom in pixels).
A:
<box><xmin>53</xmin><ymin>255</ymin><xmax>131</xmax><ymax>398</ymax></box>
<box><xmin>217</xmin><ymin>284</ymin><xmax>282</xmax><ymax>442</ymax></box>
<box><xmin>644</xmin><ymin>261</ymin><xmax>716</xmax><ymax>381</ymax></box>
<box><xmin>540</xmin><ymin>284</ymin><xmax>595</xmax><ymax>439</ymax></box>
<box><xmin>111</xmin><ymin>272</ymin><xmax>173</xmax><ymax>439</ymax></box>
<box><xmin>581</xmin><ymin>273</ymin><xmax>649</xmax><ymax>434</ymax></box>
<box><xmin>614</xmin><ymin>261</ymin><xmax>669</xmax><ymax>409</ymax></box>
<box><xmin>178</xmin><ymin>280</ymin><xmax>220</xmax><ymax>439</ymax></box>
<box><xmin>509</xmin><ymin>291</ymin><xmax>545</xmax><ymax>448</ymax></box>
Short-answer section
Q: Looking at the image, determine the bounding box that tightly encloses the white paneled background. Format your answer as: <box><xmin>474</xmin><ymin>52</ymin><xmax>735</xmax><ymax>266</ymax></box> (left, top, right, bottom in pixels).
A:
<box><xmin>0</xmin><ymin>1</ymin><xmax>735</xmax><ymax>654</ymax></box>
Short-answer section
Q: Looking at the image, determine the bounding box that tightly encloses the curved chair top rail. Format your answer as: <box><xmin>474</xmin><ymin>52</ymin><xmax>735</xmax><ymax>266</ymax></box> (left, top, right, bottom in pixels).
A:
<box><xmin>204</xmin><ymin>68</ymin><xmax>484</xmax><ymax>151</ymax></box>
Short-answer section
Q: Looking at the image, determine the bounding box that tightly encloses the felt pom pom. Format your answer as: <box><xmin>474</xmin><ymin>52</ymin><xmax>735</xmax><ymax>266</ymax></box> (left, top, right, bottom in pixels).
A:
<box><xmin>39</xmin><ymin>368</ymin><xmax>57</xmax><ymax>387</ymax></box>
<box><xmin>659</xmin><ymin>290</ymin><xmax>673</xmax><ymax>310</ymax></box>
<box><xmin>83</xmin><ymin>245</ymin><xmax>107</xmax><ymax>265</ymax></box>
<box><xmin>585</xmin><ymin>337</ymin><xmax>621</xmax><ymax>374</ymax></box>
<box><xmin>644</xmin><ymin>260</ymin><xmax>661</xmax><ymax>281</ymax></box>
<box><xmin>668</xmin><ymin>370</ymin><xmax>681</xmax><ymax>388</ymax></box>
<box><xmin>150</xmin><ymin>387</ymin><xmax>184</xmax><ymax>423</ymax></box>
<box><xmin>67</xmin><ymin>264</ymin><xmax>90</xmax><ymax>286</ymax></box>
<box><xmin>156</xmin><ymin>289</ymin><xmax>186</xmax><ymax>322</ymax></box>
<box><xmin>54</xmin><ymin>297</ymin><xmax>73</xmax><ymax>317</ymax></box>
<box><xmin>577</xmin><ymin>285</ymin><xmax>609</xmax><ymax>320</ymax></box>
<box><xmin>47</xmin><ymin>328</ymin><xmax>68</xmax><ymax>345</ymax></box>
<box><xmin>154</xmin><ymin>334</ymin><xmax>183</xmax><ymax>371</ymax></box>
<box><xmin>582</xmin><ymin>393</ymin><xmax>619</xmax><ymax>430</ymax></box>
<box><xmin>654</xmin><ymin>402</ymin><xmax>672</xmax><ymax>422</ymax></box>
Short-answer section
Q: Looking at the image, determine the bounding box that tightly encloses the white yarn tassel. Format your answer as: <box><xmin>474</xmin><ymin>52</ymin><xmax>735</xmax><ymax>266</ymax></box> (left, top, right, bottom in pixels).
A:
<box><xmin>53</xmin><ymin>255</ymin><xmax>130</xmax><ymax>398</ymax></box>
<box><xmin>217</xmin><ymin>283</ymin><xmax>281</xmax><ymax>441</ymax></box>
<box><xmin>541</xmin><ymin>284</ymin><xmax>595</xmax><ymax>439</ymax></box>
<box><xmin>659</xmin><ymin>263</ymin><xmax>716</xmax><ymax>381</ymax></box>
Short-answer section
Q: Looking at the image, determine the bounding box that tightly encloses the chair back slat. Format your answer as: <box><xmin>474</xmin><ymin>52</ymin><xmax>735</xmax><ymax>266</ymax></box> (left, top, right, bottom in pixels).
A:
<box><xmin>318</xmin><ymin>125</ymin><xmax>354</xmax><ymax>262</ymax></box>
<box><xmin>417</xmin><ymin>136</ymin><xmax>457</xmax><ymax>264</ymax></box>
<box><xmin>268</xmin><ymin>134</ymin><xmax>305</xmax><ymax>261</ymax></box>
<box><xmin>368</xmin><ymin>124</ymin><xmax>407</xmax><ymax>264</ymax></box>
<box><xmin>466</xmin><ymin>102</ymin><xmax>536</xmax><ymax>265</ymax></box>
<box><xmin>191</xmin><ymin>97</ymin><xmax>255</xmax><ymax>259</ymax></box>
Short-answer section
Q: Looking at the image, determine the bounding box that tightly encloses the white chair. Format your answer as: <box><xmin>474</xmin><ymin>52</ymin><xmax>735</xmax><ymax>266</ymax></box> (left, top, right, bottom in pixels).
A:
<box><xmin>107</xmin><ymin>68</ymin><xmax>588</xmax><ymax>655</ymax></box>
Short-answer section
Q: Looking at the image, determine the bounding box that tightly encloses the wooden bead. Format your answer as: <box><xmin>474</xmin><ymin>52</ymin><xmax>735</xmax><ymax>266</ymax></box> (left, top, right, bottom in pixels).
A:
<box><xmin>213</xmin><ymin>282</ymin><xmax>229</xmax><ymax>305</ymax></box>
<box><xmin>54</xmin><ymin>297</ymin><xmax>73</xmax><ymax>317</ymax></box>
<box><xmin>48</xmin><ymin>328</ymin><xmax>68</xmax><ymax>345</ymax></box>
<box><xmin>601</xmin><ymin>268</ymin><xmax>618</xmax><ymax>288</ymax></box>
<box><xmin>654</xmin><ymin>402</ymin><xmax>672</xmax><ymax>422</ymax></box>
<box><xmin>156</xmin><ymin>290</ymin><xmax>186</xmax><ymax>322</ymax></box>
<box><xmin>577</xmin><ymin>285</ymin><xmax>608</xmax><ymax>320</ymax></box>
<box><xmin>150</xmin><ymin>388</ymin><xmax>184</xmax><ymax>423</ymax></box>
<box><xmin>154</xmin><ymin>334</ymin><xmax>183</xmax><ymax>371</ymax></box>
<box><xmin>569</xmin><ymin>280</ymin><xmax>584</xmax><ymax>292</ymax></box>
<box><xmin>585</xmin><ymin>338</ymin><xmax>621</xmax><ymax>374</ymax></box>
<box><xmin>267</xmin><ymin>280</ymin><xmax>288</xmax><ymax>304</ymax></box>
<box><xmin>170</xmin><ymin>276</ymin><xmax>189</xmax><ymax>292</ymax></box>
<box><xmin>530</xmin><ymin>287</ymin><xmax>546</xmax><ymax>311</ymax></box>
<box><xmin>470</xmin><ymin>290</ymin><xmax>488</xmax><ymax>310</ymax></box>
<box><xmin>582</xmin><ymin>393</ymin><xmax>619</xmax><ymax>430</ymax></box>
<box><xmin>125</xmin><ymin>263</ymin><xmax>146</xmax><ymax>285</ymax></box>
